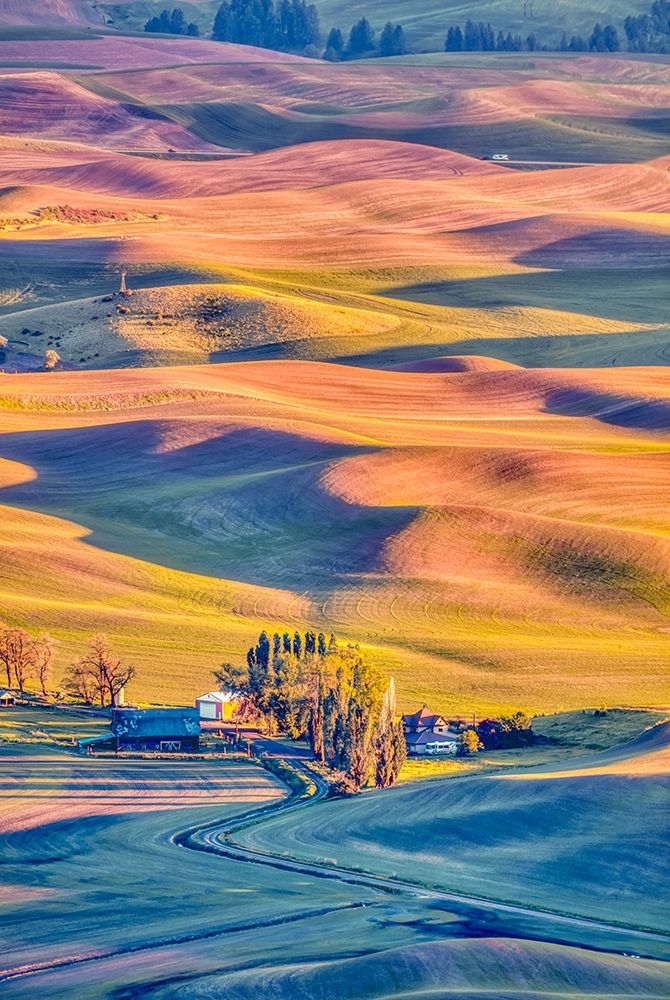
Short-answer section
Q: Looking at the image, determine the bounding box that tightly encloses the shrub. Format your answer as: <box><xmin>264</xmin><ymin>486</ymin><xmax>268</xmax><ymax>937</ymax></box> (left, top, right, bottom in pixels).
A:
<box><xmin>458</xmin><ymin>728</ymin><xmax>483</xmax><ymax>756</ymax></box>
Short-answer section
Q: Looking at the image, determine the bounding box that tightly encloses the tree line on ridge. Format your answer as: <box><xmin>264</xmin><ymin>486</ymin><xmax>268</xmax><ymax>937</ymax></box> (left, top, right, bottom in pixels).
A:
<box><xmin>145</xmin><ymin>0</ymin><xmax>670</xmax><ymax>56</ymax></box>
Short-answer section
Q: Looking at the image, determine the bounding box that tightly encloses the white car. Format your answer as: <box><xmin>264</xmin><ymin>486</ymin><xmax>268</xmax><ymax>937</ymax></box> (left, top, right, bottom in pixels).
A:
<box><xmin>491</xmin><ymin>153</ymin><xmax>510</xmax><ymax>161</ymax></box>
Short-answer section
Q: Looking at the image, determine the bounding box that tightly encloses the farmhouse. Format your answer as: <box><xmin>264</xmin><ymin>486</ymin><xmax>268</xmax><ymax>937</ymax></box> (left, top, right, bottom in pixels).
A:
<box><xmin>111</xmin><ymin>707</ymin><xmax>200</xmax><ymax>752</ymax></box>
<box><xmin>195</xmin><ymin>690</ymin><xmax>237</xmax><ymax>721</ymax></box>
<box><xmin>403</xmin><ymin>706</ymin><xmax>459</xmax><ymax>756</ymax></box>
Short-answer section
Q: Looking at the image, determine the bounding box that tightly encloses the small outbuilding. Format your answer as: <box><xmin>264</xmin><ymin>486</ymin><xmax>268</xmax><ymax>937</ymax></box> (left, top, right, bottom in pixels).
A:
<box><xmin>0</xmin><ymin>690</ymin><xmax>15</xmax><ymax>707</ymax></box>
<box><xmin>111</xmin><ymin>708</ymin><xmax>200</xmax><ymax>753</ymax></box>
<box><xmin>195</xmin><ymin>691</ymin><xmax>237</xmax><ymax>721</ymax></box>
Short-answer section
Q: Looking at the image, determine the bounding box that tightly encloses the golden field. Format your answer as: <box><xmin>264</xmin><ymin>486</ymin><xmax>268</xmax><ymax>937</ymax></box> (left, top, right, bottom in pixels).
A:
<box><xmin>0</xmin><ymin>37</ymin><xmax>669</xmax><ymax>714</ymax></box>
<box><xmin>0</xmin><ymin>21</ymin><xmax>668</xmax><ymax>1000</ymax></box>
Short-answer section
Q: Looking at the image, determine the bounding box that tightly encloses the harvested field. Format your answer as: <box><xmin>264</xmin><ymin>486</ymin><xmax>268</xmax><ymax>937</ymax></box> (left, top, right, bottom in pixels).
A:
<box><xmin>1</xmin><ymin>707</ymin><xmax>669</xmax><ymax>1000</ymax></box>
<box><xmin>238</xmin><ymin>720</ymin><xmax>670</xmax><ymax>933</ymax></box>
<box><xmin>0</xmin><ymin>361</ymin><xmax>668</xmax><ymax>711</ymax></box>
<box><xmin>0</xmin><ymin>31</ymin><xmax>668</xmax><ymax>997</ymax></box>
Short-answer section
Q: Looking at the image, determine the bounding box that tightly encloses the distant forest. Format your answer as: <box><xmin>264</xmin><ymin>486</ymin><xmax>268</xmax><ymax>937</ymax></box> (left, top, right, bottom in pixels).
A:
<box><xmin>145</xmin><ymin>0</ymin><xmax>670</xmax><ymax>58</ymax></box>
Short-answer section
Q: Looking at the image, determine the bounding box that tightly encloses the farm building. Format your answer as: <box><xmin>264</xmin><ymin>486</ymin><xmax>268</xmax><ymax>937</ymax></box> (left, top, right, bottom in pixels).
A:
<box><xmin>403</xmin><ymin>706</ymin><xmax>459</xmax><ymax>756</ymax></box>
<box><xmin>195</xmin><ymin>690</ymin><xmax>237</xmax><ymax>721</ymax></box>
<box><xmin>0</xmin><ymin>689</ymin><xmax>15</xmax><ymax>707</ymax></box>
<box><xmin>111</xmin><ymin>708</ymin><xmax>200</xmax><ymax>752</ymax></box>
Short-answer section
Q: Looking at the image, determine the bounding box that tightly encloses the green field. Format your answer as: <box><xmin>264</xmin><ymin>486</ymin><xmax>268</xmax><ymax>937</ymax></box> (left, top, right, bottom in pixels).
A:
<box><xmin>1</xmin><ymin>705</ymin><xmax>669</xmax><ymax>998</ymax></box>
<box><xmin>238</xmin><ymin>716</ymin><xmax>670</xmax><ymax>934</ymax></box>
<box><xmin>101</xmin><ymin>0</ymin><xmax>656</xmax><ymax>48</ymax></box>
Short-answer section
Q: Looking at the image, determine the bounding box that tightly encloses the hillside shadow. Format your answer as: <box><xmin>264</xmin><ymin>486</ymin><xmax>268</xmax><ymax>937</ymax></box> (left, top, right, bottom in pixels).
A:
<box><xmin>383</xmin><ymin>266</ymin><xmax>668</xmax><ymax>326</ymax></box>
<box><xmin>337</xmin><ymin>327</ymin><xmax>670</xmax><ymax>371</ymax></box>
<box><xmin>544</xmin><ymin>387</ymin><xmax>670</xmax><ymax>431</ymax></box>
<box><xmin>516</xmin><ymin>229</ymin><xmax>670</xmax><ymax>270</ymax></box>
<box><xmin>172</xmin><ymin>100</ymin><xmax>669</xmax><ymax>163</ymax></box>
<box><xmin>0</xmin><ymin>422</ymin><xmax>417</xmax><ymax>594</ymax></box>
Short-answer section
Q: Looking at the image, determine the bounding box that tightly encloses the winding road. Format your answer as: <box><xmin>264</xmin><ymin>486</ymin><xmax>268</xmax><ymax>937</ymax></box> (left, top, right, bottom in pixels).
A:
<box><xmin>2</xmin><ymin>724</ymin><xmax>669</xmax><ymax>995</ymax></box>
<box><xmin>178</xmin><ymin>726</ymin><xmax>670</xmax><ymax>965</ymax></box>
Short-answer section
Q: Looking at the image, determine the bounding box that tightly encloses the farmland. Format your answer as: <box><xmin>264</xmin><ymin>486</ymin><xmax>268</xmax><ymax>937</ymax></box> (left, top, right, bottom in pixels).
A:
<box><xmin>1</xmin><ymin>704</ymin><xmax>669</xmax><ymax>999</ymax></box>
<box><xmin>0</xmin><ymin>42</ymin><xmax>669</xmax><ymax>712</ymax></box>
<box><xmin>0</xmin><ymin>15</ymin><xmax>669</xmax><ymax>999</ymax></box>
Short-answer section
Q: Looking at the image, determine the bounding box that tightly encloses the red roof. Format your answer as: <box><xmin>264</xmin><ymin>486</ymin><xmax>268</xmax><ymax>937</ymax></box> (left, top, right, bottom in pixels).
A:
<box><xmin>403</xmin><ymin>706</ymin><xmax>447</xmax><ymax>730</ymax></box>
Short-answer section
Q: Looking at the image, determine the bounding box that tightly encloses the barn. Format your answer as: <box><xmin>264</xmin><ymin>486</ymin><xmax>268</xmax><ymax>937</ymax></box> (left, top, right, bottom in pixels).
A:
<box><xmin>111</xmin><ymin>708</ymin><xmax>200</xmax><ymax>752</ymax></box>
<box><xmin>195</xmin><ymin>691</ymin><xmax>237</xmax><ymax>721</ymax></box>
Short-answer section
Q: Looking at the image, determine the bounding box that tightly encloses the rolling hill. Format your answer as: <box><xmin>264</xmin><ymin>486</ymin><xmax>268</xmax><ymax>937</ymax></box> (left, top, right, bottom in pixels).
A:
<box><xmin>0</xmin><ymin>33</ymin><xmax>668</xmax><ymax>715</ymax></box>
<box><xmin>0</xmin><ymin>360</ymin><xmax>668</xmax><ymax>710</ymax></box>
<box><xmin>97</xmin><ymin>0</ymin><xmax>656</xmax><ymax>49</ymax></box>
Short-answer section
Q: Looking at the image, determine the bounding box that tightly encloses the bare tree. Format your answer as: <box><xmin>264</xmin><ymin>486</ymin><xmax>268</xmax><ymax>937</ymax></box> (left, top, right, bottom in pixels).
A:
<box><xmin>63</xmin><ymin>660</ymin><xmax>98</xmax><ymax>705</ymax></box>
<box><xmin>0</xmin><ymin>624</ymin><xmax>13</xmax><ymax>688</ymax></box>
<box><xmin>33</xmin><ymin>633</ymin><xmax>55</xmax><ymax>697</ymax></box>
<box><xmin>73</xmin><ymin>635</ymin><xmax>135</xmax><ymax>707</ymax></box>
<box><xmin>0</xmin><ymin>626</ymin><xmax>37</xmax><ymax>692</ymax></box>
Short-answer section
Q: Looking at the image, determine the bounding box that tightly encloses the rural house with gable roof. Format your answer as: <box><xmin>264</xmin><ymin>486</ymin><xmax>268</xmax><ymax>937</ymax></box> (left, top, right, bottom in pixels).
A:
<box><xmin>403</xmin><ymin>706</ymin><xmax>459</xmax><ymax>756</ymax></box>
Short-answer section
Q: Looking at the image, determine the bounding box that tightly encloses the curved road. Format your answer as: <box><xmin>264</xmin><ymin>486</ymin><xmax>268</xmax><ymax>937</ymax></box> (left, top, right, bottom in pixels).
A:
<box><xmin>180</xmin><ymin>726</ymin><xmax>670</xmax><ymax>964</ymax></box>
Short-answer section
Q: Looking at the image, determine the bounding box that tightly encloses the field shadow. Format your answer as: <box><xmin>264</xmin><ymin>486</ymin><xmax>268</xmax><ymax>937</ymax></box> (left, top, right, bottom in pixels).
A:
<box><xmin>0</xmin><ymin>422</ymin><xmax>418</xmax><ymax>594</ymax></box>
<box><xmin>383</xmin><ymin>266</ymin><xmax>669</xmax><ymax>325</ymax></box>
<box><xmin>169</xmin><ymin>100</ymin><xmax>670</xmax><ymax>163</ymax></box>
<box><xmin>544</xmin><ymin>386</ymin><xmax>670</xmax><ymax>431</ymax></box>
<box><xmin>337</xmin><ymin>327</ymin><xmax>670</xmax><ymax>371</ymax></box>
<box><xmin>515</xmin><ymin>228</ymin><xmax>670</xmax><ymax>270</ymax></box>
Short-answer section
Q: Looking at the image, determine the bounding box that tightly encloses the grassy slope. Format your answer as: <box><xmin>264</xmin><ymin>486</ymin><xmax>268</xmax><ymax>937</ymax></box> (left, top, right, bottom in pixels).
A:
<box><xmin>100</xmin><ymin>0</ymin><xmax>655</xmax><ymax>48</ymax></box>
<box><xmin>0</xmin><ymin>46</ymin><xmax>668</xmax><ymax>715</ymax></box>
<box><xmin>2</xmin><ymin>705</ymin><xmax>669</xmax><ymax>998</ymax></box>
<box><xmin>73</xmin><ymin>55</ymin><xmax>670</xmax><ymax>163</ymax></box>
<box><xmin>238</xmin><ymin>718</ymin><xmax>670</xmax><ymax>934</ymax></box>
<box><xmin>0</xmin><ymin>361</ymin><xmax>669</xmax><ymax>712</ymax></box>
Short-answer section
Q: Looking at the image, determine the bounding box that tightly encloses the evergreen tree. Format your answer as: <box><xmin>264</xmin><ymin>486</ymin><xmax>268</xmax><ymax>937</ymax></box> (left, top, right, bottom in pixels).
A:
<box><xmin>211</xmin><ymin>0</ymin><xmax>318</xmax><ymax>51</ymax></box>
<box><xmin>481</xmin><ymin>22</ymin><xmax>495</xmax><ymax>50</ymax></box>
<box><xmin>347</xmin><ymin>16</ymin><xmax>376</xmax><ymax>56</ymax></box>
<box><xmin>212</xmin><ymin>2</ymin><xmax>231</xmax><ymax>40</ymax></box>
<box><xmin>445</xmin><ymin>25</ymin><xmax>463</xmax><ymax>50</ymax></box>
<box><xmin>169</xmin><ymin>7</ymin><xmax>185</xmax><ymax>33</ymax></box>
<box><xmin>379</xmin><ymin>21</ymin><xmax>406</xmax><ymax>56</ymax></box>
<box><xmin>324</xmin><ymin>26</ymin><xmax>344</xmax><ymax>59</ymax></box>
<box><xmin>308</xmin><ymin>667</ymin><xmax>326</xmax><ymax>762</ymax></box>
<box><xmin>282</xmin><ymin>631</ymin><xmax>291</xmax><ymax>653</ymax></box>
<box><xmin>603</xmin><ymin>24</ymin><xmax>620</xmax><ymax>50</ymax></box>
<box><xmin>256</xmin><ymin>630</ymin><xmax>270</xmax><ymax>669</ymax></box>
<box><xmin>589</xmin><ymin>22</ymin><xmax>605</xmax><ymax>50</ymax></box>
<box><xmin>374</xmin><ymin>679</ymin><xmax>406</xmax><ymax>787</ymax></box>
<box><xmin>464</xmin><ymin>19</ymin><xmax>479</xmax><ymax>50</ymax></box>
<box><xmin>393</xmin><ymin>24</ymin><xmax>407</xmax><ymax>54</ymax></box>
<box><xmin>317</xmin><ymin>631</ymin><xmax>327</xmax><ymax>656</ymax></box>
<box><xmin>186</xmin><ymin>21</ymin><xmax>200</xmax><ymax>35</ymax></box>
<box><xmin>292</xmin><ymin>631</ymin><xmax>302</xmax><ymax>658</ymax></box>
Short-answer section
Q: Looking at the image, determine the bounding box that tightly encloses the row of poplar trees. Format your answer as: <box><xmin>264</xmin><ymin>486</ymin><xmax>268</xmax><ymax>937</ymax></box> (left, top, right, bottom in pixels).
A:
<box><xmin>216</xmin><ymin>630</ymin><xmax>406</xmax><ymax>791</ymax></box>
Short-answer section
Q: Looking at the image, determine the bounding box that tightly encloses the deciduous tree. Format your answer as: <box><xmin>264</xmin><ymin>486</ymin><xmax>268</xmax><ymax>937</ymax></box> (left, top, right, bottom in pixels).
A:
<box><xmin>33</xmin><ymin>633</ymin><xmax>54</xmax><ymax>697</ymax></box>
<box><xmin>67</xmin><ymin>635</ymin><xmax>135</xmax><ymax>706</ymax></box>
